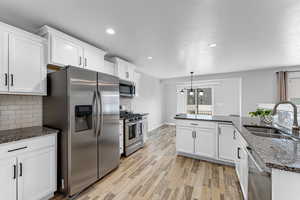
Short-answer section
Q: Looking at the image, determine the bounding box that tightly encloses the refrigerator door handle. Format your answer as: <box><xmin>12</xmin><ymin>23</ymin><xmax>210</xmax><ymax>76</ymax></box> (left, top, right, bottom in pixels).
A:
<box><xmin>97</xmin><ymin>90</ymin><xmax>103</xmax><ymax>137</ymax></box>
<box><xmin>92</xmin><ymin>90</ymin><xmax>99</xmax><ymax>136</ymax></box>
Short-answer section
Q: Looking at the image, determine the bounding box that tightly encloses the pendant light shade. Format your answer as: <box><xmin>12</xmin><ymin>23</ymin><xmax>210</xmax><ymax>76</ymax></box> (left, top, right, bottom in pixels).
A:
<box><xmin>199</xmin><ymin>89</ymin><xmax>204</xmax><ymax>96</ymax></box>
<box><xmin>189</xmin><ymin>90</ymin><xmax>194</xmax><ymax>96</ymax></box>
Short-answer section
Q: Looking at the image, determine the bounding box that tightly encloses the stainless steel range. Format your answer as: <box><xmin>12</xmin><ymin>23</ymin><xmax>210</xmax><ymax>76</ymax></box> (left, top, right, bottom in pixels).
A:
<box><xmin>120</xmin><ymin>111</ymin><xmax>144</xmax><ymax>156</ymax></box>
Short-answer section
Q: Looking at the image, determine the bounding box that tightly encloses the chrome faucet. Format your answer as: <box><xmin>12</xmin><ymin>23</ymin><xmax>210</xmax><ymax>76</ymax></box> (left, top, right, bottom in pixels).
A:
<box><xmin>272</xmin><ymin>101</ymin><xmax>300</xmax><ymax>136</ymax></box>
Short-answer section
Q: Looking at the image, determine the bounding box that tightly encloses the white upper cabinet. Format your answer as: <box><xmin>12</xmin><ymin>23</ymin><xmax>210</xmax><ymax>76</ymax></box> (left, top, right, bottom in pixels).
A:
<box><xmin>9</xmin><ymin>34</ymin><xmax>46</xmax><ymax>94</ymax></box>
<box><xmin>103</xmin><ymin>60</ymin><xmax>116</xmax><ymax>76</ymax></box>
<box><xmin>0</xmin><ymin>29</ymin><xmax>9</xmax><ymax>93</ymax></box>
<box><xmin>50</xmin><ymin>35</ymin><xmax>83</xmax><ymax>67</ymax></box>
<box><xmin>39</xmin><ymin>26</ymin><xmax>108</xmax><ymax>74</ymax></box>
<box><xmin>83</xmin><ymin>45</ymin><xmax>105</xmax><ymax>72</ymax></box>
<box><xmin>114</xmin><ymin>57</ymin><xmax>136</xmax><ymax>82</ymax></box>
<box><xmin>0</xmin><ymin>21</ymin><xmax>46</xmax><ymax>95</ymax></box>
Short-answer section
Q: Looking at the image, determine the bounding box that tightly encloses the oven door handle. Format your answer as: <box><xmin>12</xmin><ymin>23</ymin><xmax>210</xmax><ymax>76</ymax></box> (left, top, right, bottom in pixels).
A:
<box><xmin>126</xmin><ymin>122</ymin><xmax>138</xmax><ymax>126</ymax></box>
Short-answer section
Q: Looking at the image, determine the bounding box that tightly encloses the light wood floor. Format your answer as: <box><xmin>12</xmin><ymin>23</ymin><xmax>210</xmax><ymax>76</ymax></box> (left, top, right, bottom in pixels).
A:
<box><xmin>52</xmin><ymin>125</ymin><xmax>243</xmax><ymax>200</ymax></box>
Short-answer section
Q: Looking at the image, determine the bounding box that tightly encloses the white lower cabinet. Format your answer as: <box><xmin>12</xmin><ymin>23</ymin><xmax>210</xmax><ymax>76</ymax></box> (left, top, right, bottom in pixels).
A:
<box><xmin>176</xmin><ymin>126</ymin><xmax>194</xmax><ymax>154</ymax></box>
<box><xmin>18</xmin><ymin>147</ymin><xmax>56</xmax><ymax>200</ymax></box>
<box><xmin>0</xmin><ymin>157</ymin><xmax>17</xmax><ymax>200</ymax></box>
<box><xmin>218</xmin><ymin>124</ymin><xmax>236</xmax><ymax>162</ymax></box>
<box><xmin>235</xmin><ymin>131</ymin><xmax>248</xmax><ymax>199</ymax></box>
<box><xmin>194</xmin><ymin>128</ymin><xmax>216</xmax><ymax>158</ymax></box>
<box><xmin>0</xmin><ymin>134</ymin><xmax>57</xmax><ymax>200</ymax></box>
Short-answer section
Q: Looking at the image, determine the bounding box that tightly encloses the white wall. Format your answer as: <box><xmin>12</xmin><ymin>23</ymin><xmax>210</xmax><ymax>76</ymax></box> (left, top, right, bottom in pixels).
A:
<box><xmin>162</xmin><ymin>66</ymin><xmax>300</xmax><ymax>124</ymax></box>
<box><xmin>121</xmin><ymin>72</ymin><xmax>164</xmax><ymax>131</ymax></box>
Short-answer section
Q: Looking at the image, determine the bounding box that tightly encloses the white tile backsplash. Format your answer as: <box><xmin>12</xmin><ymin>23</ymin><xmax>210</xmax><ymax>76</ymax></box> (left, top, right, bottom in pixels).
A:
<box><xmin>0</xmin><ymin>95</ymin><xmax>42</xmax><ymax>130</ymax></box>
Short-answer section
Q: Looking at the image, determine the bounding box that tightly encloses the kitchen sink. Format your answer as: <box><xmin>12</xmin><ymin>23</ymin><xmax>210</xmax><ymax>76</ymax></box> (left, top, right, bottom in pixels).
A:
<box><xmin>244</xmin><ymin>125</ymin><xmax>284</xmax><ymax>139</ymax></box>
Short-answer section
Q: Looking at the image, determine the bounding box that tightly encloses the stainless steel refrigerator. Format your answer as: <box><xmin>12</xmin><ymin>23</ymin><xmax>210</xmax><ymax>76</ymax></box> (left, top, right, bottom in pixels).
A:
<box><xmin>43</xmin><ymin>66</ymin><xmax>120</xmax><ymax>197</ymax></box>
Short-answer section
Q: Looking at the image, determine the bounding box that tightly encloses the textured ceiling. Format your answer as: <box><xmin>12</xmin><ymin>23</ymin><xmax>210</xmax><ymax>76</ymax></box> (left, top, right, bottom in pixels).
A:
<box><xmin>0</xmin><ymin>0</ymin><xmax>299</xmax><ymax>78</ymax></box>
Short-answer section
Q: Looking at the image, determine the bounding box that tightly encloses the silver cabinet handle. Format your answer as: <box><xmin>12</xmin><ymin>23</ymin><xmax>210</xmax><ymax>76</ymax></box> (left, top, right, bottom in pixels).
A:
<box><xmin>5</xmin><ymin>73</ymin><xmax>8</xmax><ymax>86</ymax></box>
<box><xmin>79</xmin><ymin>56</ymin><xmax>82</xmax><ymax>66</ymax></box>
<box><xmin>19</xmin><ymin>162</ymin><xmax>23</xmax><ymax>177</ymax></box>
<box><xmin>84</xmin><ymin>58</ymin><xmax>87</xmax><ymax>66</ymax></box>
<box><xmin>10</xmin><ymin>74</ymin><xmax>14</xmax><ymax>86</ymax></box>
<box><xmin>233</xmin><ymin>130</ymin><xmax>236</xmax><ymax>139</ymax></box>
<box><xmin>192</xmin><ymin>130</ymin><xmax>196</xmax><ymax>138</ymax></box>
<box><xmin>190</xmin><ymin>123</ymin><xmax>198</xmax><ymax>126</ymax></box>
<box><xmin>126</xmin><ymin>72</ymin><xmax>129</xmax><ymax>79</ymax></box>
<box><xmin>13</xmin><ymin>165</ymin><xmax>16</xmax><ymax>179</ymax></box>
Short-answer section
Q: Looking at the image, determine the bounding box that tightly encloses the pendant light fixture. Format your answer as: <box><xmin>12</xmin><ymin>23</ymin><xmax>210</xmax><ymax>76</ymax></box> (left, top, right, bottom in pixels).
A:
<box><xmin>189</xmin><ymin>72</ymin><xmax>194</xmax><ymax>96</ymax></box>
<box><xmin>178</xmin><ymin>72</ymin><xmax>198</xmax><ymax>95</ymax></box>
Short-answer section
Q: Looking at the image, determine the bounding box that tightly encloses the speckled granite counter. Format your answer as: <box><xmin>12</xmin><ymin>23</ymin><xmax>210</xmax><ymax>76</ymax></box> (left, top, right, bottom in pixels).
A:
<box><xmin>175</xmin><ymin>114</ymin><xmax>300</xmax><ymax>173</ymax></box>
<box><xmin>0</xmin><ymin>126</ymin><xmax>59</xmax><ymax>145</ymax></box>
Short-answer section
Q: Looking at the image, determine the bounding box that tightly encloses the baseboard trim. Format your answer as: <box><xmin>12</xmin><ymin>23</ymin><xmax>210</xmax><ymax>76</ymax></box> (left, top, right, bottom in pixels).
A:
<box><xmin>148</xmin><ymin>123</ymin><xmax>165</xmax><ymax>132</ymax></box>
<box><xmin>177</xmin><ymin>151</ymin><xmax>234</xmax><ymax>167</ymax></box>
<box><xmin>164</xmin><ymin>122</ymin><xmax>176</xmax><ymax>126</ymax></box>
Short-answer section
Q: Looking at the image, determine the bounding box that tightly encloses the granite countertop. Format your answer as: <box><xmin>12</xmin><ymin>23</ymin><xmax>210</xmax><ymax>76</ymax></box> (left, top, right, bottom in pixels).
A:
<box><xmin>175</xmin><ymin>114</ymin><xmax>300</xmax><ymax>173</ymax></box>
<box><xmin>0</xmin><ymin>126</ymin><xmax>59</xmax><ymax>145</ymax></box>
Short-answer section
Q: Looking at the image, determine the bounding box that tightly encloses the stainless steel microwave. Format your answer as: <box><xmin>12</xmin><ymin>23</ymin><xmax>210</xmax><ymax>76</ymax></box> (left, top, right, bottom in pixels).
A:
<box><xmin>119</xmin><ymin>79</ymin><xmax>135</xmax><ymax>97</ymax></box>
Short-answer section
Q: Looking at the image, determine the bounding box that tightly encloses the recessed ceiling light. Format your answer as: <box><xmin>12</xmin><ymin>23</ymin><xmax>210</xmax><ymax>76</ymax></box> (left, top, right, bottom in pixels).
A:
<box><xmin>106</xmin><ymin>28</ymin><xmax>115</xmax><ymax>35</ymax></box>
<box><xmin>147</xmin><ymin>56</ymin><xmax>153</xmax><ymax>60</ymax></box>
<box><xmin>209</xmin><ymin>43</ymin><xmax>217</xmax><ymax>48</ymax></box>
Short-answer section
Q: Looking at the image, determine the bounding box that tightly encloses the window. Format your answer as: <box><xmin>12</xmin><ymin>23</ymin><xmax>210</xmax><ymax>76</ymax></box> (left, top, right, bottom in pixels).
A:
<box><xmin>288</xmin><ymin>72</ymin><xmax>300</xmax><ymax>104</ymax></box>
<box><xmin>186</xmin><ymin>88</ymin><xmax>213</xmax><ymax>115</ymax></box>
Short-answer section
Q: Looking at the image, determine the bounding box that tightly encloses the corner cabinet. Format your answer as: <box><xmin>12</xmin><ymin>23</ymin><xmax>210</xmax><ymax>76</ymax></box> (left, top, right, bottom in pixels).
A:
<box><xmin>0</xmin><ymin>21</ymin><xmax>46</xmax><ymax>95</ymax></box>
<box><xmin>0</xmin><ymin>134</ymin><xmax>57</xmax><ymax>200</ymax></box>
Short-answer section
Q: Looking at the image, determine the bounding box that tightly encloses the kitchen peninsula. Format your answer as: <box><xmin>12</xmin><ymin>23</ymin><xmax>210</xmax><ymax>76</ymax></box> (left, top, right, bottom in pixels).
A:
<box><xmin>175</xmin><ymin>114</ymin><xmax>300</xmax><ymax>200</ymax></box>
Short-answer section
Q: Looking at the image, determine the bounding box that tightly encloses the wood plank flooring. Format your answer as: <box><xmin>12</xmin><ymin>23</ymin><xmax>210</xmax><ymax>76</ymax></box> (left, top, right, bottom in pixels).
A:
<box><xmin>52</xmin><ymin>125</ymin><xmax>243</xmax><ymax>200</ymax></box>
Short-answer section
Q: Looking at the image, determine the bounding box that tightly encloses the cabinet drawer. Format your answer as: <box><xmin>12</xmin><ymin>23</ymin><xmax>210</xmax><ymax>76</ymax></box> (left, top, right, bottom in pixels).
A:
<box><xmin>176</xmin><ymin>120</ymin><xmax>216</xmax><ymax>129</ymax></box>
<box><xmin>0</xmin><ymin>134</ymin><xmax>56</xmax><ymax>158</ymax></box>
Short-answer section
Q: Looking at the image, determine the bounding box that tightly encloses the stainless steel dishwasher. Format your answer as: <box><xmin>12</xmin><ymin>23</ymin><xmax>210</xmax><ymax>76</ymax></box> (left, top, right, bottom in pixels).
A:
<box><xmin>247</xmin><ymin>147</ymin><xmax>271</xmax><ymax>200</ymax></box>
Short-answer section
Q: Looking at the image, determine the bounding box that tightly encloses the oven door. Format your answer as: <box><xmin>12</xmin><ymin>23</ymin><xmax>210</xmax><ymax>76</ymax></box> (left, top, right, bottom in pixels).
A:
<box><xmin>248</xmin><ymin>151</ymin><xmax>271</xmax><ymax>200</ymax></box>
<box><xmin>125</xmin><ymin>121</ymin><xmax>141</xmax><ymax>146</ymax></box>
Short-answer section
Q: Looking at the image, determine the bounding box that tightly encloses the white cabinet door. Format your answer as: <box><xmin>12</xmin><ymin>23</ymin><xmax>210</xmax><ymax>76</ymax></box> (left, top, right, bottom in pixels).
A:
<box><xmin>0</xmin><ymin>157</ymin><xmax>17</xmax><ymax>200</ymax></box>
<box><xmin>103</xmin><ymin>60</ymin><xmax>116</xmax><ymax>76</ymax></box>
<box><xmin>9</xmin><ymin>34</ymin><xmax>46</xmax><ymax>94</ymax></box>
<box><xmin>116</xmin><ymin>59</ymin><xmax>128</xmax><ymax>80</ymax></box>
<box><xmin>240</xmin><ymin>146</ymin><xmax>248</xmax><ymax>199</ymax></box>
<box><xmin>218</xmin><ymin>124</ymin><xmax>235</xmax><ymax>162</ymax></box>
<box><xmin>127</xmin><ymin>63</ymin><xmax>135</xmax><ymax>82</ymax></box>
<box><xmin>0</xmin><ymin>30</ymin><xmax>8</xmax><ymax>92</ymax></box>
<box><xmin>83</xmin><ymin>46</ymin><xmax>105</xmax><ymax>72</ymax></box>
<box><xmin>18</xmin><ymin>147</ymin><xmax>56</xmax><ymax>200</ymax></box>
<box><xmin>176</xmin><ymin>126</ymin><xmax>194</xmax><ymax>154</ymax></box>
<box><xmin>50</xmin><ymin>35</ymin><xmax>83</xmax><ymax>67</ymax></box>
<box><xmin>194</xmin><ymin>128</ymin><xmax>216</xmax><ymax>158</ymax></box>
